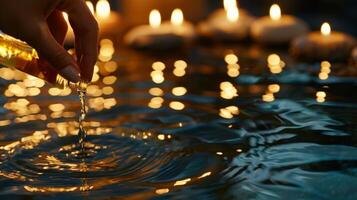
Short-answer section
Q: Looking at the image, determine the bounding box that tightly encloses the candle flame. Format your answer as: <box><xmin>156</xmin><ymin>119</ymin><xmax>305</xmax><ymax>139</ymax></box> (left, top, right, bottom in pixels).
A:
<box><xmin>96</xmin><ymin>0</ymin><xmax>110</xmax><ymax>19</ymax></box>
<box><xmin>86</xmin><ymin>1</ymin><xmax>95</xmax><ymax>15</ymax></box>
<box><xmin>149</xmin><ymin>9</ymin><xmax>161</xmax><ymax>28</ymax></box>
<box><xmin>223</xmin><ymin>0</ymin><xmax>237</xmax><ymax>11</ymax></box>
<box><xmin>171</xmin><ymin>8</ymin><xmax>184</xmax><ymax>26</ymax></box>
<box><xmin>321</xmin><ymin>22</ymin><xmax>331</xmax><ymax>36</ymax></box>
<box><xmin>270</xmin><ymin>4</ymin><xmax>281</xmax><ymax>21</ymax></box>
<box><xmin>226</xmin><ymin>7</ymin><xmax>239</xmax><ymax>22</ymax></box>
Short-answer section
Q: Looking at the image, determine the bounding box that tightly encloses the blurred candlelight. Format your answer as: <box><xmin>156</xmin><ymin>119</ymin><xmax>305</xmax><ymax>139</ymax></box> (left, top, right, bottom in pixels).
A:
<box><xmin>292</xmin><ymin>20</ymin><xmax>356</xmax><ymax>62</ymax></box>
<box><xmin>96</xmin><ymin>0</ymin><xmax>111</xmax><ymax>19</ymax></box>
<box><xmin>321</xmin><ymin>22</ymin><xmax>331</xmax><ymax>36</ymax></box>
<box><xmin>224</xmin><ymin>0</ymin><xmax>239</xmax><ymax>22</ymax></box>
<box><xmin>149</xmin><ymin>10</ymin><xmax>161</xmax><ymax>28</ymax></box>
<box><xmin>95</xmin><ymin>0</ymin><xmax>121</xmax><ymax>37</ymax></box>
<box><xmin>270</xmin><ymin>4</ymin><xmax>281</xmax><ymax>21</ymax></box>
<box><xmin>223</xmin><ymin>0</ymin><xmax>237</xmax><ymax>11</ymax></box>
<box><xmin>226</xmin><ymin>7</ymin><xmax>239</xmax><ymax>22</ymax></box>
<box><xmin>171</xmin><ymin>8</ymin><xmax>184</xmax><ymax>26</ymax></box>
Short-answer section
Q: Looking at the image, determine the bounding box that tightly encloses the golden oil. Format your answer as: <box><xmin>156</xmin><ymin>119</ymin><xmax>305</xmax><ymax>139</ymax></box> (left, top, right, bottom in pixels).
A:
<box><xmin>0</xmin><ymin>33</ymin><xmax>76</xmax><ymax>89</ymax></box>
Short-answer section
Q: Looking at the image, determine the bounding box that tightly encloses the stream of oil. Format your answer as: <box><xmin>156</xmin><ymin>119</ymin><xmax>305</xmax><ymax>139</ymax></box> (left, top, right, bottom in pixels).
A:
<box><xmin>76</xmin><ymin>81</ymin><xmax>90</xmax><ymax>159</ymax></box>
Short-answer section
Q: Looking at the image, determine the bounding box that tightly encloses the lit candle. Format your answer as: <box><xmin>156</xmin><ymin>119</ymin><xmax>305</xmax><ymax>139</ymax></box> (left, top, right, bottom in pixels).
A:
<box><xmin>95</xmin><ymin>0</ymin><xmax>121</xmax><ymax>37</ymax></box>
<box><xmin>168</xmin><ymin>8</ymin><xmax>195</xmax><ymax>40</ymax></box>
<box><xmin>251</xmin><ymin>4</ymin><xmax>308</xmax><ymax>45</ymax></box>
<box><xmin>198</xmin><ymin>0</ymin><xmax>254</xmax><ymax>41</ymax></box>
<box><xmin>291</xmin><ymin>22</ymin><xmax>356</xmax><ymax>62</ymax></box>
<box><xmin>124</xmin><ymin>9</ymin><xmax>194</xmax><ymax>50</ymax></box>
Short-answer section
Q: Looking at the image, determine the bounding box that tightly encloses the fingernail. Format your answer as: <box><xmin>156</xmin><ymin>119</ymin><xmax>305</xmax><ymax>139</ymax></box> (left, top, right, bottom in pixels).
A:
<box><xmin>60</xmin><ymin>65</ymin><xmax>81</xmax><ymax>83</ymax></box>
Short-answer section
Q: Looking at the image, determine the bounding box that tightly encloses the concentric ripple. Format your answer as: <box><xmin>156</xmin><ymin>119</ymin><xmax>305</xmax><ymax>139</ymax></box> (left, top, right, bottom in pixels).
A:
<box><xmin>0</xmin><ymin>126</ymin><xmax>227</xmax><ymax>197</ymax></box>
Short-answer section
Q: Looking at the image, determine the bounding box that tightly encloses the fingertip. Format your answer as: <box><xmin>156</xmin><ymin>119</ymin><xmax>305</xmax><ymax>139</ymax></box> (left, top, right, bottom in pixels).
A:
<box><xmin>60</xmin><ymin>65</ymin><xmax>81</xmax><ymax>83</ymax></box>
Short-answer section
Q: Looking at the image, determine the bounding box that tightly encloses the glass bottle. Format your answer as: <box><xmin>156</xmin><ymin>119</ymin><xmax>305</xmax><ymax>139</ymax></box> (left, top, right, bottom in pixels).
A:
<box><xmin>0</xmin><ymin>33</ymin><xmax>73</xmax><ymax>88</ymax></box>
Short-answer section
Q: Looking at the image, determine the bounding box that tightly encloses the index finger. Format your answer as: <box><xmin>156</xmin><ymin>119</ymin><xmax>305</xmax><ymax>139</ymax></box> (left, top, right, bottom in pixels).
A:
<box><xmin>59</xmin><ymin>0</ymin><xmax>99</xmax><ymax>82</ymax></box>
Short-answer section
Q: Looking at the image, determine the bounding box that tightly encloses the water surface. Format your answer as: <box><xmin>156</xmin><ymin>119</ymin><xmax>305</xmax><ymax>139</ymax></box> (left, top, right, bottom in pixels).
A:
<box><xmin>0</xmin><ymin>44</ymin><xmax>356</xmax><ymax>199</ymax></box>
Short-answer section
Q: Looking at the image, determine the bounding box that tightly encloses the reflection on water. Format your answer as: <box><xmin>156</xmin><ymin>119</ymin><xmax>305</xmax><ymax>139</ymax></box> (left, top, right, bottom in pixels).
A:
<box><xmin>0</xmin><ymin>43</ymin><xmax>357</xmax><ymax>199</ymax></box>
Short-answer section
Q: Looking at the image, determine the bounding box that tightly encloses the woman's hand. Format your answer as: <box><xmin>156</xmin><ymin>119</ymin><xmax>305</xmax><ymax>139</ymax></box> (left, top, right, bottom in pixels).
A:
<box><xmin>0</xmin><ymin>0</ymin><xmax>98</xmax><ymax>83</ymax></box>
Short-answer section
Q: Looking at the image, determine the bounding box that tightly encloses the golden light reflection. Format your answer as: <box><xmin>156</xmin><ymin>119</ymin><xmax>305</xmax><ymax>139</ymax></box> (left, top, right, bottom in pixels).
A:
<box><xmin>96</xmin><ymin>0</ymin><xmax>110</xmax><ymax>19</ymax></box>
<box><xmin>321</xmin><ymin>22</ymin><xmax>331</xmax><ymax>36</ymax></box>
<box><xmin>172</xmin><ymin>87</ymin><xmax>187</xmax><ymax>96</ymax></box>
<box><xmin>267</xmin><ymin>54</ymin><xmax>285</xmax><ymax>74</ymax></box>
<box><xmin>148</xmin><ymin>97</ymin><xmax>164</xmax><ymax>109</ymax></box>
<box><xmin>0</xmin><ymin>119</ymin><xmax>11</xmax><ymax>126</ymax></box>
<box><xmin>104</xmin><ymin>61</ymin><xmax>118</xmax><ymax>73</ymax></box>
<box><xmin>48</xmin><ymin>103</ymin><xmax>65</xmax><ymax>112</ymax></box>
<box><xmin>149</xmin><ymin>9</ymin><xmax>161</xmax><ymax>28</ymax></box>
<box><xmin>7</xmin><ymin>83</ymin><xmax>27</xmax><ymax>97</ymax></box>
<box><xmin>262</xmin><ymin>92</ymin><xmax>275</xmax><ymax>102</ymax></box>
<box><xmin>149</xmin><ymin>87</ymin><xmax>164</xmax><ymax>96</ymax></box>
<box><xmin>24</xmin><ymin>75</ymin><xmax>45</xmax><ymax>88</ymax></box>
<box><xmin>48</xmin><ymin>87</ymin><xmax>61</xmax><ymax>96</ymax></box>
<box><xmin>169</xmin><ymin>101</ymin><xmax>185</xmax><ymax>110</ymax></box>
<box><xmin>316</xmin><ymin>91</ymin><xmax>326</xmax><ymax>103</ymax></box>
<box><xmin>198</xmin><ymin>172</ymin><xmax>212</xmax><ymax>179</ymax></box>
<box><xmin>171</xmin><ymin>8</ymin><xmax>184</xmax><ymax>26</ymax></box>
<box><xmin>173</xmin><ymin>60</ymin><xmax>187</xmax><ymax>77</ymax></box>
<box><xmin>28</xmin><ymin>87</ymin><xmax>41</xmax><ymax>96</ymax></box>
<box><xmin>219</xmin><ymin>106</ymin><xmax>239</xmax><ymax>119</ymax></box>
<box><xmin>87</xmin><ymin>85</ymin><xmax>103</xmax><ymax>97</ymax></box>
<box><xmin>4</xmin><ymin>99</ymin><xmax>42</xmax><ymax>117</ymax></box>
<box><xmin>24</xmin><ymin>185</ymin><xmax>93</xmax><ymax>193</ymax></box>
<box><xmin>157</xmin><ymin>134</ymin><xmax>165</xmax><ymax>140</ymax></box>
<box><xmin>152</xmin><ymin>61</ymin><xmax>166</xmax><ymax>70</ymax></box>
<box><xmin>263</xmin><ymin>84</ymin><xmax>280</xmax><ymax>102</ymax></box>
<box><xmin>270</xmin><ymin>4</ymin><xmax>281</xmax><ymax>21</ymax></box>
<box><xmin>0</xmin><ymin>67</ymin><xmax>15</xmax><ymax>80</ymax></box>
<box><xmin>174</xmin><ymin>178</ymin><xmax>191</xmax><ymax>186</ymax></box>
<box><xmin>319</xmin><ymin>61</ymin><xmax>331</xmax><ymax>80</ymax></box>
<box><xmin>268</xmin><ymin>84</ymin><xmax>280</xmax><ymax>93</ymax></box>
<box><xmin>227</xmin><ymin>63</ymin><xmax>240</xmax><ymax>77</ymax></box>
<box><xmin>102</xmin><ymin>75</ymin><xmax>117</xmax><ymax>85</ymax></box>
<box><xmin>151</xmin><ymin>72</ymin><xmax>165</xmax><ymax>84</ymax></box>
<box><xmin>102</xmin><ymin>86</ymin><xmax>114</xmax><ymax>95</ymax></box>
<box><xmin>155</xmin><ymin>188</ymin><xmax>170</xmax><ymax>195</ymax></box>
<box><xmin>0</xmin><ymin>130</ymin><xmax>50</xmax><ymax>153</ymax></box>
<box><xmin>220</xmin><ymin>81</ymin><xmax>238</xmax><ymax>99</ymax></box>
<box><xmin>151</xmin><ymin>62</ymin><xmax>165</xmax><ymax>84</ymax></box>
<box><xmin>98</xmin><ymin>39</ymin><xmax>114</xmax><ymax>62</ymax></box>
<box><xmin>174</xmin><ymin>60</ymin><xmax>187</xmax><ymax>69</ymax></box>
<box><xmin>225</xmin><ymin>54</ymin><xmax>239</xmax><ymax>64</ymax></box>
<box><xmin>88</xmin><ymin>97</ymin><xmax>117</xmax><ymax>111</ymax></box>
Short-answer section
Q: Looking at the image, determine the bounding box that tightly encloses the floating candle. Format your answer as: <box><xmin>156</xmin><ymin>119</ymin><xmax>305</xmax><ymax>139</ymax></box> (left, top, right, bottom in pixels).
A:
<box><xmin>124</xmin><ymin>9</ymin><xmax>195</xmax><ymax>50</ymax></box>
<box><xmin>198</xmin><ymin>0</ymin><xmax>254</xmax><ymax>41</ymax></box>
<box><xmin>95</xmin><ymin>0</ymin><xmax>121</xmax><ymax>37</ymax></box>
<box><xmin>251</xmin><ymin>4</ymin><xmax>308</xmax><ymax>45</ymax></box>
<box><xmin>291</xmin><ymin>22</ymin><xmax>356</xmax><ymax>62</ymax></box>
<box><xmin>169</xmin><ymin>8</ymin><xmax>196</xmax><ymax>40</ymax></box>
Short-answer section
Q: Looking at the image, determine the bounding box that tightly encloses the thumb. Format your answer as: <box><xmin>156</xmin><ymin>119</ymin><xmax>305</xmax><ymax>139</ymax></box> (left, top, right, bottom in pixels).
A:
<box><xmin>25</xmin><ymin>23</ymin><xmax>80</xmax><ymax>83</ymax></box>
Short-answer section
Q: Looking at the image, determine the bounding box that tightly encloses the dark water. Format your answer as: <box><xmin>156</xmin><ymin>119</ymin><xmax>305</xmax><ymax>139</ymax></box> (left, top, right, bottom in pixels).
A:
<box><xmin>0</xmin><ymin>43</ymin><xmax>356</xmax><ymax>199</ymax></box>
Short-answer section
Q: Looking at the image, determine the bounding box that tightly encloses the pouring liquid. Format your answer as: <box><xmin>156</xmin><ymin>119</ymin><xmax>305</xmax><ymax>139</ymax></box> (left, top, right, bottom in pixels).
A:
<box><xmin>0</xmin><ymin>33</ymin><xmax>90</xmax><ymax>156</ymax></box>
